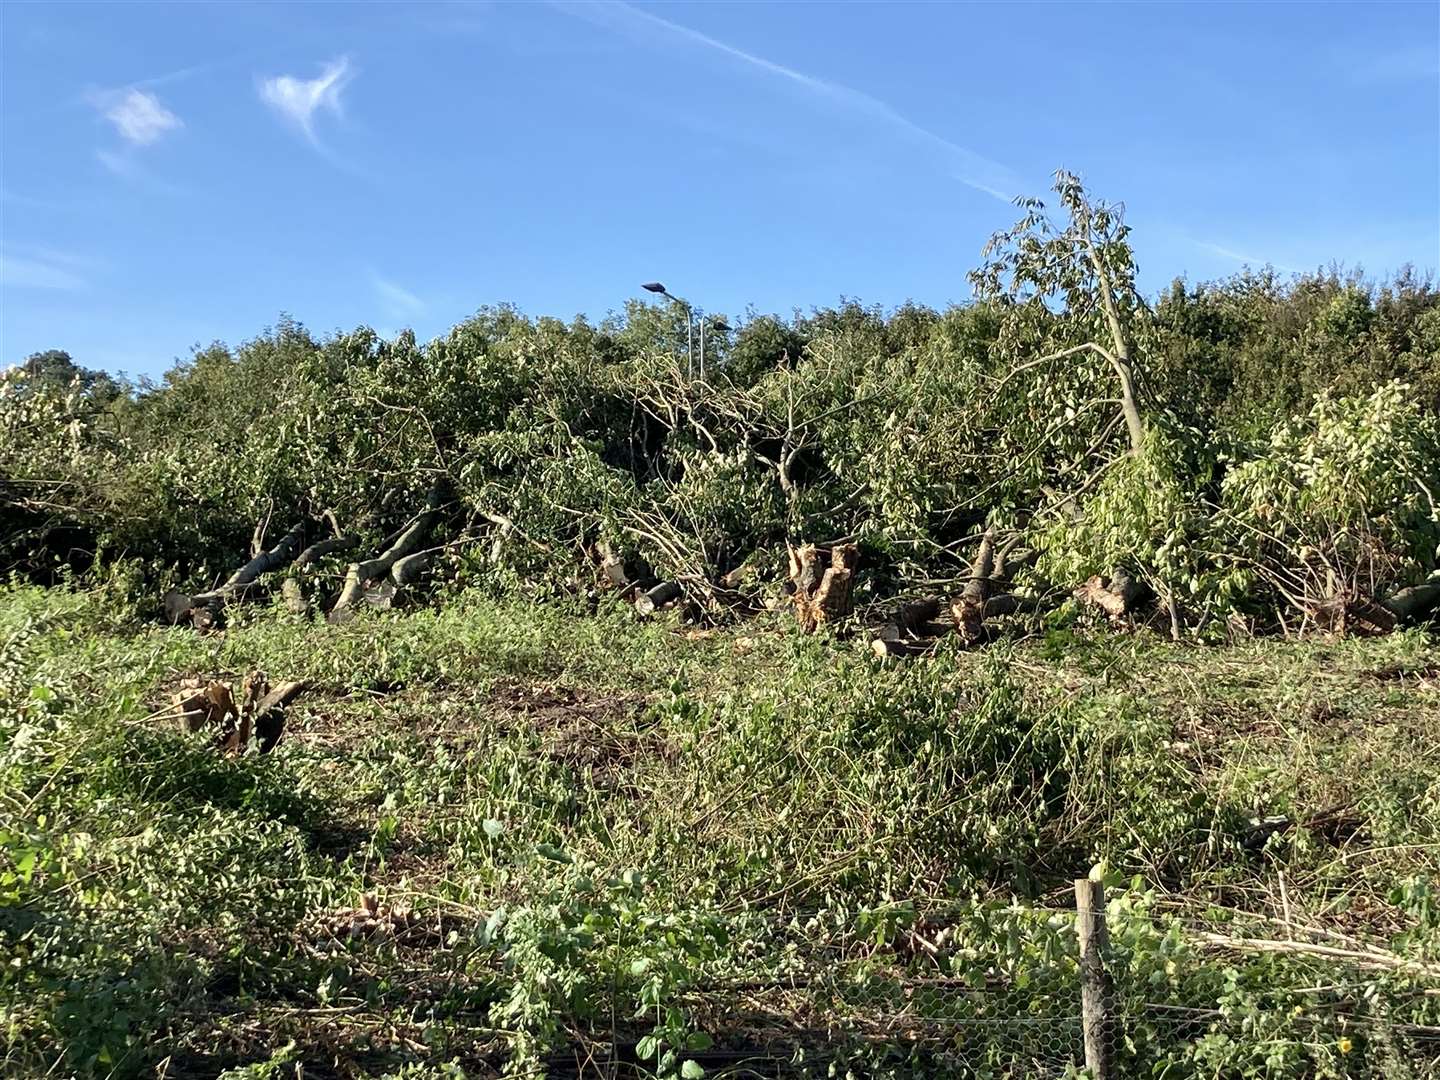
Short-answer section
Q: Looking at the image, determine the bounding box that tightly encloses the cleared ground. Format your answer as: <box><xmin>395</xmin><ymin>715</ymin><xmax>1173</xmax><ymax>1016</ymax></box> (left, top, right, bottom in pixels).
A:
<box><xmin>1</xmin><ymin>588</ymin><xmax>1438</xmax><ymax>1078</ymax></box>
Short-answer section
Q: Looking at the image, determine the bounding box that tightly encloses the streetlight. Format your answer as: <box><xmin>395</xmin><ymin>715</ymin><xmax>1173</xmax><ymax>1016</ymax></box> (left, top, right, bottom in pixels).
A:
<box><xmin>641</xmin><ymin>282</ymin><xmax>693</xmax><ymax>376</ymax></box>
<box><xmin>698</xmin><ymin>316</ymin><xmax>730</xmax><ymax>383</ymax></box>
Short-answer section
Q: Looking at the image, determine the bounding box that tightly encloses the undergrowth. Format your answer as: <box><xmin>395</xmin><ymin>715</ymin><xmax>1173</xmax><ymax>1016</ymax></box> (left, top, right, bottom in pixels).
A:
<box><xmin>1</xmin><ymin>586</ymin><xmax>1437</xmax><ymax>1077</ymax></box>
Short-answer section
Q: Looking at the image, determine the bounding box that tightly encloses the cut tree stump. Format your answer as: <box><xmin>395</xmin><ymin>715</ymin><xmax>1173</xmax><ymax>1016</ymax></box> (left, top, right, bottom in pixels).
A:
<box><xmin>171</xmin><ymin>671</ymin><xmax>306</xmax><ymax>754</ymax></box>
<box><xmin>1074</xmin><ymin>569</ymin><xmax>1147</xmax><ymax>620</ymax></box>
<box><xmin>788</xmin><ymin>542</ymin><xmax>859</xmax><ymax>633</ymax></box>
<box><xmin>281</xmin><ymin>578</ymin><xmax>310</xmax><ymax>616</ymax></box>
<box><xmin>597</xmin><ymin>540</ymin><xmax>638</xmax><ymax>598</ymax></box>
<box><xmin>1313</xmin><ymin>595</ymin><xmax>1397</xmax><ymax>638</ymax></box>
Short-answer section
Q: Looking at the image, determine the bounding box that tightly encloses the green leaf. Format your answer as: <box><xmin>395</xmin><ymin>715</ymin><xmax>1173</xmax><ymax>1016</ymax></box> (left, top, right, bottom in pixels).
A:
<box><xmin>681</xmin><ymin>1060</ymin><xmax>705</xmax><ymax>1078</ymax></box>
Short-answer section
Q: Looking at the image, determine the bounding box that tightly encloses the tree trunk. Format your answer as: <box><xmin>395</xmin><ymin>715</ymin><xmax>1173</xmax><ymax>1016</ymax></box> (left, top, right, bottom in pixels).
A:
<box><xmin>391</xmin><ymin>549</ymin><xmax>435</xmax><ymax>587</ymax></box>
<box><xmin>897</xmin><ymin>596</ymin><xmax>945</xmax><ymax>631</ymax></box>
<box><xmin>329</xmin><ymin>489</ymin><xmax>444</xmax><ymax>620</ymax></box>
<box><xmin>871</xmin><ymin>623</ymin><xmax>934</xmax><ymax>658</ymax></box>
<box><xmin>1383</xmin><ymin>571</ymin><xmax>1440</xmax><ymax>627</ymax></box>
<box><xmin>294</xmin><ymin>535</ymin><xmax>358</xmax><ymax>567</ymax></box>
<box><xmin>597</xmin><ymin>540</ymin><xmax>639</xmax><ymax>599</ymax></box>
<box><xmin>1313</xmin><ymin>595</ymin><xmax>1397</xmax><ymax>638</ymax></box>
<box><xmin>1075</xmin><ymin>570</ymin><xmax>1147</xmax><ymax>619</ymax></box>
<box><xmin>634</xmin><ymin>581</ymin><xmax>682</xmax><ymax>617</ymax></box>
<box><xmin>1082</xmin><ymin>220</ymin><xmax>1146</xmax><ymax>454</ymax></box>
<box><xmin>165</xmin><ymin>519</ymin><xmax>310</xmax><ymax>626</ymax></box>
<box><xmin>870</xmin><ymin>597</ymin><xmax>945</xmax><ymax>657</ymax></box>
<box><xmin>951</xmin><ymin>530</ymin><xmax>997</xmax><ymax>645</ymax></box>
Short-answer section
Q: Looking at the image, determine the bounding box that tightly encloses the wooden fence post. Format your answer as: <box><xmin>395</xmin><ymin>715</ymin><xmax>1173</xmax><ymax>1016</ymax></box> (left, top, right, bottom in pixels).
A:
<box><xmin>1074</xmin><ymin>878</ymin><xmax>1114</xmax><ymax>1079</ymax></box>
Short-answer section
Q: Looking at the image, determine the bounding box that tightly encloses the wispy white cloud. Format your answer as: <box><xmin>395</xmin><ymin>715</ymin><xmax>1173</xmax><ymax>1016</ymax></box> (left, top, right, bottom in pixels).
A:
<box><xmin>1194</xmin><ymin>240</ymin><xmax>1300</xmax><ymax>275</ymax></box>
<box><xmin>91</xmin><ymin>87</ymin><xmax>182</xmax><ymax>146</ymax></box>
<box><xmin>96</xmin><ymin>147</ymin><xmax>141</xmax><ymax>179</ymax></box>
<box><xmin>259</xmin><ymin>57</ymin><xmax>353</xmax><ymax>145</ymax></box>
<box><xmin>0</xmin><ymin>250</ymin><xmax>91</xmax><ymax>291</ymax></box>
<box><xmin>131</xmin><ymin>60</ymin><xmax>225</xmax><ymax>91</ymax></box>
<box><xmin>372</xmin><ymin>272</ymin><xmax>425</xmax><ymax>321</ymax></box>
<box><xmin>95</xmin><ymin>148</ymin><xmax>188</xmax><ymax>195</ymax></box>
<box><xmin>559</xmin><ymin>1</ymin><xmax>1020</xmax><ymax>203</ymax></box>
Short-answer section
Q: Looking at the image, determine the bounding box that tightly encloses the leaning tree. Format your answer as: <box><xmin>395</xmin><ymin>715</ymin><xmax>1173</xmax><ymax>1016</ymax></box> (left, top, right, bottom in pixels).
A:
<box><xmin>957</xmin><ymin>170</ymin><xmax>1195</xmax><ymax>638</ymax></box>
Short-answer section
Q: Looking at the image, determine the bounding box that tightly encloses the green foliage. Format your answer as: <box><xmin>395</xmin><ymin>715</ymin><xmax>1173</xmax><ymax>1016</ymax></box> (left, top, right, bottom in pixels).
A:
<box><xmin>4</xmin><ymin>178</ymin><xmax>1433</xmax><ymax>630</ymax></box>
<box><xmin>490</xmin><ymin>863</ymin><xmax>722</xmax><ymax>1078</ymax></box>
<box><xmin>1222</xmin><ymin>381</ymin><xmax>1440</xmax><ymax>600</ymax></box>
<box><xmin>1036</xmin><ymin>428</ymin><xmax>1221</xmax><ymax>606</ymax></box>
<box><xmin>1152</xmin><ymin>267</ymin><xmax>1440</xmax><ymax>436</ymax></box>
<box><xmin>1</xmin><ymin>585</ymin><xmax>1436</xmax><ymax>1076</ymax></box>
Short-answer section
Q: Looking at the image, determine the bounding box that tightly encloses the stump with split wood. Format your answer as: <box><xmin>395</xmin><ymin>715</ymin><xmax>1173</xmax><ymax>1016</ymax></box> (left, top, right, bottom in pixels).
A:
<box><xmin>951</xmin><ymin>530</ymin><xmax>997</xmax><ymax>646</ymax></box>
<box><xmin>788</xmin><ymin>542</ymin><xmax>859</xmax><ymax>633</ymax></box>
<box><xmin>1074</xmin><ymin>569</ymin><xmax>1148</xmax><ymax>621</ymax></box>
<box><xmin>171</xmin><ymin>671</ymin><xmax>306</xmax><ymax>754</ymax></box>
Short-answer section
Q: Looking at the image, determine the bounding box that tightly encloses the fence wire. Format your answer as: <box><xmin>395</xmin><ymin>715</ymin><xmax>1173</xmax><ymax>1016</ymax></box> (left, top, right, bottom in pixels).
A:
<box><xmin>539</xmin><ymin>899</ymin><xmax>1440</xmax><ymax>1079</ymax></box>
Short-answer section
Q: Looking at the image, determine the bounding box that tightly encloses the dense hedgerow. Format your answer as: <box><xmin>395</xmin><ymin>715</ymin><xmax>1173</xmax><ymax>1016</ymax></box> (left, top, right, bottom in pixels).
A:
<box><xmin>3</xmin><ymin>179</ymin><xmax>1437</xmax><ymax>634</ymax></box>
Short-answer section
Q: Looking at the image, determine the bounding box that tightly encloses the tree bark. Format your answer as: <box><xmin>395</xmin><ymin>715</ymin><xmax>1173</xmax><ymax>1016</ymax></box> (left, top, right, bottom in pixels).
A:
<box><xmin>1081</xmin><ymin>217</ymin><xmax>1145</xmax><ymax>454</ymax></box>
<box><xmin>294</xmin><ymin>534</ymin><xmax>358</xmax><ymax>567</ymax></box>
<box><xmin>788</xmin><ymin>542</ymin><xmax>859</xmax><ymax>633</ymax></box>
<box><xmin>1075</xmin><ymin>570</ymin><xmax>1147</xmax><ymax>619</ymax></box>
<box><xmin>597</xmin><ymin>539</ymin><xmax>639</xmax><ymax>598</ymax></box>
<box><xmin>391</xmin><ymin>549</ymin><xmax>435</xmax><ymax>587</ymax></box>
<box><xmin>634</xmin><ymin>581</ymin><xmax>682</xmax><ymax>617</ymax></box>
<box><xmin>1383</xmin><ymin>571</ymin><xmax>1440</xmax><ymax>627</ymax></box>
<box><xmin>897</xmin><ymin>596</ymin><xmax>945</xmax><ymax>631</ymax></box>
<box><xmin>165</xmin><ymin>519</ymin><xmax>310</xmax><ymax>625</ymax></box>
<box><xmin>951</xmin><ymin>530</ymin><xmax>997</xmax><ymax>645</ymax></box>
<box><xmin>329</xmin><ymin>489</ymin><xmax>444</xmax><ymax>620</ymax></box>
<box><xmin>871</xmin><ymin>623</ymin><xmax>933</xmax><ymax>658</ymax></box>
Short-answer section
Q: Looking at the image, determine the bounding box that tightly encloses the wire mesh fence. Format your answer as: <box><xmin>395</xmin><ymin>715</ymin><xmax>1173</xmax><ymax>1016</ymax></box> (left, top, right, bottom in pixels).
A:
<box><xmin>529</xmin><ymin>882</ymin><xmax>1440</xmax><ymax>1079</ymax></box>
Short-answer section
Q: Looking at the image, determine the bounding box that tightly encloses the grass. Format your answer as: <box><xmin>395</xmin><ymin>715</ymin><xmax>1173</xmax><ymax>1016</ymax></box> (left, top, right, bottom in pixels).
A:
<box><xmin>1</xmin><ymin>585</ymin><xmax>1438</xmax><ymax>1078</ymax></box>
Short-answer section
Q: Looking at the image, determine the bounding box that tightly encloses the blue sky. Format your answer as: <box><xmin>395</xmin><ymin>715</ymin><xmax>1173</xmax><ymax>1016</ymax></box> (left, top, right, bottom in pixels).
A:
<box><xmin>2</xmin><ymin>1</ymin><xmax>1436</xmax><ymax>378</ymax></box>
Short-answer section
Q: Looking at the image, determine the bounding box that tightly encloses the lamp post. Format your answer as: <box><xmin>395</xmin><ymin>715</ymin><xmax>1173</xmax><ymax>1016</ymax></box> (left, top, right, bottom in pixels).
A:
<box><xmin>642</xmin><ymin>283</ymin><xmax>729</xmax><ymax>380</ymax></box>
<box><xmin>642</xmin><ymin>282</ymin><xmax>693</xmax><ymax>377</ymax></box>
<box><xmin>699</xmin><ymin>316</ymin><xmax>729</xmax><ymax>383</ymax></box>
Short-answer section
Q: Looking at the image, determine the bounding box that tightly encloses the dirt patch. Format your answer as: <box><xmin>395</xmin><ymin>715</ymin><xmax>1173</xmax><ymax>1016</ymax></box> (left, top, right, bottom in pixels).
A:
<box><xmin>483</xmin><ymin>681</ymin><xmax>672</xmax><ymax>790</ymax></box>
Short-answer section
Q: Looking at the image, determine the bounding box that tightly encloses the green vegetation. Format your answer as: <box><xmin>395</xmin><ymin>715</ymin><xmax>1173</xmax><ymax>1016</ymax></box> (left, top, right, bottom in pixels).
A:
<box><xmin>2</xmin><ymin>175</ymin><xmax>1436</xmax><ymax>633</ymax></box>
<box><xmin>1</xmin><ymin>590</ymin><xmax>1437</xmax><ymax>1076</ymax></box>
<box><xmin>1</xmin><ymin>174</ymin><xmax>1437</xmax><ymax>1076</ymax></box>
